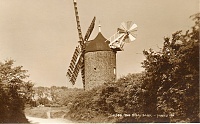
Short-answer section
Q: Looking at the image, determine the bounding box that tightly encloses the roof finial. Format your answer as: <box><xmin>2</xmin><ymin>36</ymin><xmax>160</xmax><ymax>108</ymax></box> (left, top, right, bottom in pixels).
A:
<box><xmin>98</xmin><ymin>21</ymin><xmax>101</xmax><ymax>32</ymax></box>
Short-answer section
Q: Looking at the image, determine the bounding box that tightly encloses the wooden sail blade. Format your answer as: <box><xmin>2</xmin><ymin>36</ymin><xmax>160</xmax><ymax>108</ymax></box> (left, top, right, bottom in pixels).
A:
<box><xmin>80</xmin><ymin>58</ymin><xmax>85</xmax><ymax>89</ymax></box>
<box><xmin>84</xmin><ymin>16</ymin><xmax>96</xmax><ymax>42</ymax></box>
<box><xmin>66</xmin><ymin>69</ymin><xmax>72</xmax><ymax>78</ymax></box>
<box><xmin>66</xmin><ymin>46</ymin><xmax>82</xmax><ymax>84</ymax></box>
<box><xmin>73</xmin><ymin>0</ymin><xmax>84</xmax><ymax>46</ymax></box>
<box><xmin>69</xmin><ymin>56</ymin><xmax>83</xmax><ymax>85</ymax></box>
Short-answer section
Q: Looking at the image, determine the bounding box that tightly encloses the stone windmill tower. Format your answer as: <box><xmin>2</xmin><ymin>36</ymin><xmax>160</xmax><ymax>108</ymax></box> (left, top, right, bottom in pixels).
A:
<box><xmin>84</xmin><ymin>25</ymin><xmax>117</xmax><ymax>90</ymax></box>
<box><xmin>66</xmin><ymin>0</ymin><xmax>137</xmax><ymax>90</ymax></box>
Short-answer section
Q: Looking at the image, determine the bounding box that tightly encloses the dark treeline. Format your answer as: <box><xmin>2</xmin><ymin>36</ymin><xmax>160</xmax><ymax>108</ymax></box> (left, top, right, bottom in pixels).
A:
<box><xmin>31</xmin><ymin>86</ymin><xmax>82</xmax><ymax>107</ymax></box>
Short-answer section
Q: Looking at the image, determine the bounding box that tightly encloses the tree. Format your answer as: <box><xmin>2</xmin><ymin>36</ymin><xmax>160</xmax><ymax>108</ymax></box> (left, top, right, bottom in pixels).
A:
<box><xmin>141</xmin><ymin>13</ymin><xmax>199</xmax><ymax>122</ymax></box>
<box><xmin>0</xmin><ymin>60</ymin><xmax>34</xmax><ymax>123</ymax></box>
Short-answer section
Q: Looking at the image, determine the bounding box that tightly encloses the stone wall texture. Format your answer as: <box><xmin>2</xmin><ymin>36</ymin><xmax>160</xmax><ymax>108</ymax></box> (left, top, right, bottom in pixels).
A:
<box><xmin>84</xmin><ymin>51</ymin><xmax>116</xmax><ymax>90</ymax></box>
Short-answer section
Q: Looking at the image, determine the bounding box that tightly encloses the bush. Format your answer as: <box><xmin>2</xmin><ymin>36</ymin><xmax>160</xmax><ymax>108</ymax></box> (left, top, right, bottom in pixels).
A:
<box><xmin>67</xmin><ymin>73</ymin><xmax>145</xmax><ymax>123</ymax></box>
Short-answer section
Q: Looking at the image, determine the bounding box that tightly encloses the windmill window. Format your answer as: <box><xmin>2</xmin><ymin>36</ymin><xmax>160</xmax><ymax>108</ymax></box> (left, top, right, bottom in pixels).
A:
<box><xmin>114</xmin><ymin>67</ymin><xmax>116</xmax><ymax>75</ymax></box>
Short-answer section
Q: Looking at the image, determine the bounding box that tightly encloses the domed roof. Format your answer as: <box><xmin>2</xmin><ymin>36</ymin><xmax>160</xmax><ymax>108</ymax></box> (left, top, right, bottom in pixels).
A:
<box><xmin>85</xmin><ymin>32</ymin><xmax>111</xmax><ymax>53</ymax></box>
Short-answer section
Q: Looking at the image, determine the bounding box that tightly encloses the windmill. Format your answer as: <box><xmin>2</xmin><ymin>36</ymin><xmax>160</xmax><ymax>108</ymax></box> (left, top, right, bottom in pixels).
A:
<box><xmin>66</xmin><ymin>0</ymin><xmax>96</xmax><ymax>89</ymax></box>
<box><xmin>66</xmin><ymin>0</ymin><xmax>137</xmax><ymax>90</ymax></box>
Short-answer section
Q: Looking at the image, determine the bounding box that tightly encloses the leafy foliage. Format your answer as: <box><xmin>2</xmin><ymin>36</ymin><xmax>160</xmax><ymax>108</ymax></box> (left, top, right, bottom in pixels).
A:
<box><xmin>141</xmin><ymin>13</ymin><xmax>199</xmax><ymax>122</ymax></box>
<box><xmin>0</xmin><ymin>60</ymin><xmax>34</xmax><ymax>123</ymax></box>
<box><xmin>67</xmin><ymin>73</ymin><xmax>145</xmax><ymax>123</ymax></box>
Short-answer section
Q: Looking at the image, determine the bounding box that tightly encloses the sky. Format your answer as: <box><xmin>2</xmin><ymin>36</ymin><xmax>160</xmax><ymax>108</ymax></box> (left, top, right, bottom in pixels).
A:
<box><xmin>0</xmin><ymin>0</ymin><xmax>198</xmax><ymax>88</ymax></box>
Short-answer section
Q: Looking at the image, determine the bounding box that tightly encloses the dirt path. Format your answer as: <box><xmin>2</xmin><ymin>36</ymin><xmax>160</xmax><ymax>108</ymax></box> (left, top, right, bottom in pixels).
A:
<box><xmin>46</xmin><ymin>111</ymin><xmax>51</xmax><ymax>119</ymax></box>
<box><xmin>27</xmin><ymin>116</ymin><xmax>73</xmax><ymax>124</ymax></box>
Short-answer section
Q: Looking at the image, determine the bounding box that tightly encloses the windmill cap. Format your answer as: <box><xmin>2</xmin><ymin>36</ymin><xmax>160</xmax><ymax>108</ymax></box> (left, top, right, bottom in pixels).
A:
<box><xmin>85</xmin><ymin>32</ymin><xmax>111</xmax><ymax>53</ymax></box>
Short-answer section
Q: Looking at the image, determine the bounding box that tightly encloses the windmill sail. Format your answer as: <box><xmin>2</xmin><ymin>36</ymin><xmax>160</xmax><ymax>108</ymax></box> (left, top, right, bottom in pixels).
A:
<box><xmin>81</xmin><ymin>17</ymin><xmax>96</xmax><ymax>88</ymax></box>
<box><xmin>67</xmin><ymin>0</ymin><xmax>85</xmax><ymax>86</ymax></box>
<box><xmin>66</xmin><ymin>0</ymin><xmax>95</xmax><ymax>89</ymax></box>
<box><xmin>70</xmin><ymin>58</ymin><xmax>82</xmax><ymax>84</ymax></box>
<box><xmin>84</xmin><ymin>17</ymin><xmax>96</xmax><ymax>42</ymax></box>
<box><xmin>73</xmin><ymin>0</ymin><xmax>84</xmax><ymax>45</ymax></box>
<box><xmin>66</xmin><ymin>46</ymin><xmax>81</xmax><ymax>84</ymax></box>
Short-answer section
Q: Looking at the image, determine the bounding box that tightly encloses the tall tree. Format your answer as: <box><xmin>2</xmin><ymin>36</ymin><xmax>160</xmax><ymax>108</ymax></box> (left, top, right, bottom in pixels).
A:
<box><xmin>0</xmin><ymin>60</ymin><xmax>34</xmax><ymax>123</ymax></box>
<box><xmin>141</xmin><ymin>13</ymin><xmax>199</xmax><ymax>122</ymax></box>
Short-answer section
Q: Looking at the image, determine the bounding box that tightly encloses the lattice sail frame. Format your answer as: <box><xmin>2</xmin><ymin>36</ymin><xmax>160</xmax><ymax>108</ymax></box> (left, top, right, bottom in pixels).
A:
<box><xmin>66</xmin><ymin>0</ymin><xmax>95</xmax><ymax>87</ymax></box>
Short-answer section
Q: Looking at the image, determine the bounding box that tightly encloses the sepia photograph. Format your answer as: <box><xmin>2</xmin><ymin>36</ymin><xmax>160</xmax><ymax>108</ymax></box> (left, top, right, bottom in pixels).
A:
<box><xmin>0</xmin><ymin>0</ymin><xmax>199</xmax><ymax>123</ymax></box>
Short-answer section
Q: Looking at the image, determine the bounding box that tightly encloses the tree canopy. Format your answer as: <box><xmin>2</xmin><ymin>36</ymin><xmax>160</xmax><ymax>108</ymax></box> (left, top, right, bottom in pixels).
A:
<box><xmin>0</xmin><ymin>60</ymin><xmax>34</xmax><ymax>123</ymax></box>
<box><xmin>141</xmin><ymin>13</ymin><xmax>199</xmax><ymax>122</ymax></box>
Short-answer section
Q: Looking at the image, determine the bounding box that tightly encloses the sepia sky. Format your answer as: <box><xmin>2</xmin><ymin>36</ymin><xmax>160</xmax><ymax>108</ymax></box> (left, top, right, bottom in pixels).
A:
<box><xmin>0</xmin><ymin>0</ymin><xmax>198</xmax><ymax>88</ymax></box>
